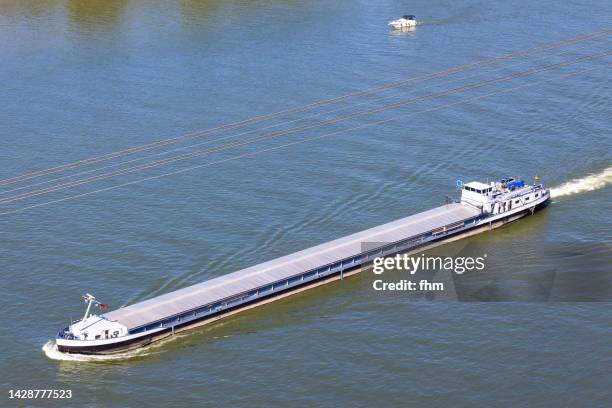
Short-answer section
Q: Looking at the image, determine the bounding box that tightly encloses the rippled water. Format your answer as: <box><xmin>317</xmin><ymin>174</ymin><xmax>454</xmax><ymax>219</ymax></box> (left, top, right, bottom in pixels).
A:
<box><xmin>1</xmin><ymin>1</ymin><xmax>611</xmax><ymax>406</ymax></box>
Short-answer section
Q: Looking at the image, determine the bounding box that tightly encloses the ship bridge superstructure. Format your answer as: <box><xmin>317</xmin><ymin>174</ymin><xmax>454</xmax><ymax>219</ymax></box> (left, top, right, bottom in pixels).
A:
<box><xmin>461</xmin><ymin>178</ymin><xmax>548</xmax><ymax>216</ymax></box>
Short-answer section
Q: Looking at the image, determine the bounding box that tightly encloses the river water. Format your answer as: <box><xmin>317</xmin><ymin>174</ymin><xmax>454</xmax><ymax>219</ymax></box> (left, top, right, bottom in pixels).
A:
<box><xmin>1</xmin><ymin>1</ymin><xmax>611</xmax><ymax>407</ymax></box>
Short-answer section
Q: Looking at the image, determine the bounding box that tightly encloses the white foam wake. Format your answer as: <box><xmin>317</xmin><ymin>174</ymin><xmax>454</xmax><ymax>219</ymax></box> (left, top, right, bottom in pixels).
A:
<box><xmin>550</xmin><ymin>166</ymin><xmax>612</xmax><ymax>198</ymax></box>
<box><xmin>42</xmin><ymin>340</ymin><xmax>159</xmax><ymax>362</ymax></box>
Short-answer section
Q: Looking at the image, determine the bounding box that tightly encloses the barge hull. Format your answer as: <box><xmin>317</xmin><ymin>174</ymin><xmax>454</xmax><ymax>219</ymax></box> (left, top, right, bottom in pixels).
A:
<box><xmin>57</xmin><ymin>199</ymin><xmax>548</xmax><ymax>355</ymax></box>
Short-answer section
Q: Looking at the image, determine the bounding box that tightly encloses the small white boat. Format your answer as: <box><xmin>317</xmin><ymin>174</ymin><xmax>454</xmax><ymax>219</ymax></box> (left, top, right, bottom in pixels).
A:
<box><xmin>388</xmin><ymin>15</ymin><xmax>418</xmax><ymax>29</ymax></box>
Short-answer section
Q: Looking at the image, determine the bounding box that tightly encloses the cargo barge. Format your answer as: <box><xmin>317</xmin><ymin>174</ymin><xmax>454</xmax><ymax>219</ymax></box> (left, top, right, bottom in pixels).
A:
<box><xmin>55</xmin><ymin>177</ymin><xmax>550</xmax><ymax>355</ymax></box>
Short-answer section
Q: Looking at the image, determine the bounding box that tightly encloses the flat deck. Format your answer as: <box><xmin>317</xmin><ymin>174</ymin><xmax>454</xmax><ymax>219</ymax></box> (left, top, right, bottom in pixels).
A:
<box><xmin>104</xmin><ymin>203</ymin><xmax>479</xmax><ymax>329</ymax></box>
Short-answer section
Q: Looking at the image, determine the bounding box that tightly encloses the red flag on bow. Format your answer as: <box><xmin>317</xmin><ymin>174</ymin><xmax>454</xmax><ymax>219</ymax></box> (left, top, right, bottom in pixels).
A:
<box><xmin>98</xmin><ymin>303</ymin><xmax>109</xmax><ymax>309</ymax></box>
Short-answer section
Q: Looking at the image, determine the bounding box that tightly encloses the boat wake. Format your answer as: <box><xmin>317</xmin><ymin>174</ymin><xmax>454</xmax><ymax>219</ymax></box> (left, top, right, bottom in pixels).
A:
<box><xmin>550</xmin><ymin>166</ymin><xmax>612</xmax><ymax>198</ymax></box>
<box><xmin>42</xmin><ymin>340</ymin><xmax>162</xmax><ymax>362</ymax></box>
